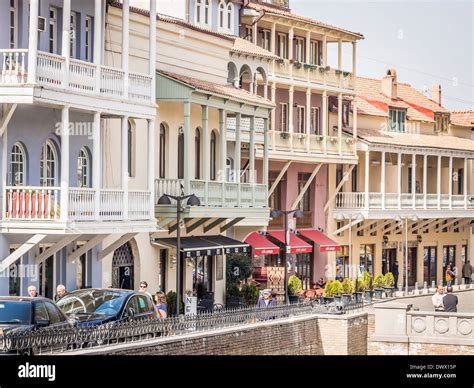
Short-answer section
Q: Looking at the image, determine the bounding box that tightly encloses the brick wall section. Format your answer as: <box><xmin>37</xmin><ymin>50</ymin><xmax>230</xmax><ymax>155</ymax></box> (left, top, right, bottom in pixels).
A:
<box><xmin>367</xmin><ymin>313</ymin><xmax>375</xmax><ymax>336</ymax></box>
<box><xmin>368</xmin><ymin>341</ymin><xmax>474</xmax><ymax>355</ymax></box>
<box><xmin>68</xmin><ymin>312</ymin><xmax>368</xmax><ymax>356</ymax></box>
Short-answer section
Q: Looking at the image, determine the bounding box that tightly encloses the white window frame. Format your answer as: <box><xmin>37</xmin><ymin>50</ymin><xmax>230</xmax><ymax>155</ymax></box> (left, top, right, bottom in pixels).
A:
<box><xmin>218</xmin><ymin>1</ymin><xmax>225</xmax><ymax>29</ymax></box>
<box><xmin>70</xmin><ymin>11</ymin><xmax>77</xmax><ymax>58</ymax></box>
<box><xmin>246</xmin><ymin>26</ymin><xmax>253</xmax><ymax>42</ymax></box>
<box><xmin>295</xmin><ymin>37</ymin><xmax>304</xmax><ymax>63</ymax></box>
<box><xmin>261</xmin><ymin>29</ymin><xmax>271</xmax><ymax>51</ymax></box>
<box><xmin>297</xmin><ymin>105</ymin><xmax>305</xmax><ymax>133</ymax></box>
<box><xmin>85</xmin><ymin>16</ymin><xmax>92</xmax><ymax>62</ymax></box>
<box><xmin>204</xmin><ymin>0</ymin><xmax>210</xmax><ymax>27</ymax></box>
<box><xmin>389</xmin><ymin>108</ymin><xmax>406</xmax><ymax>132</ymax></box>
<box><xmin>196</xmin><ymin>0</ymin><xmax>202</xmax><ymax>24</ymax></box>
<box><xmin>49</xmin><ymin>7</ymin><xmax>58</xmax><ymax>54</ymax></box>
<box><xmin>311</xmin><ymin>107</ymin><xmax>320</xmax><ymax>134</ymax></box>
<box><xmin>77</xmin><ymin>147</ymin><xmax>90</xmax><ymax>188</ymax></box>
<box><xmin>277</xmin><ymin>33</ymin><xmax>287</xmax><ymax>59</ymax></box>
<box><xmin>40</xmin><ymin>140</ymin><xmax>58</xmax><ymax>187</ymax></box>
<box><xmin>310</xmin><ymin>40</ymin><xmax>319</xmax><ymax>65</ymax></box>
<box><xmin>10</xmin><ymin>0</ymin><xmax>18</xmax><ymax>49</ymax></box>
<box><xmin>280</xmin><ymin>103</ymin><xmax>288</xmax><ymax>132</ymax></box>
<box><xmin>227</xmin><ymin>3</ymin><xmax>234</xmax><ymax>32</ymax></box>
<box><xmin>9</xmin><ymin>142</ymin><xmax>26</xmax><ymax>186</ymax></box>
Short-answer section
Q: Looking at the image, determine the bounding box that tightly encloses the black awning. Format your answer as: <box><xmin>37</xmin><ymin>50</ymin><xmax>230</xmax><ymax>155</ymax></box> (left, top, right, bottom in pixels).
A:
<box><xmin>152</xmin><ymin>235</ymin><xmax>249</xmax><ymax>258</ymax></box>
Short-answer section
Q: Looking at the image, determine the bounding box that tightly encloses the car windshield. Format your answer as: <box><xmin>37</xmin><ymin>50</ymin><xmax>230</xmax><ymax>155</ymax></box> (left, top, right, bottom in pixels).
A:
<box><xmin>0</xmin><ymin>301</ymin><xmax>31</xmax><ymax>325</ymax></box>
<box><xmin>57</xmin><ymin>290</ymin><xmax>126</xmax><ymax>317</ymax></box>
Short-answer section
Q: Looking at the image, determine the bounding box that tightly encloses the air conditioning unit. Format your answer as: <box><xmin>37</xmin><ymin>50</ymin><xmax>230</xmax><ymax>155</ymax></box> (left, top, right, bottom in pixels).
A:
<box><xmin>38</xmin><ymin>17</ymin><xmax>46</xmax><ymax>32</ymax></box>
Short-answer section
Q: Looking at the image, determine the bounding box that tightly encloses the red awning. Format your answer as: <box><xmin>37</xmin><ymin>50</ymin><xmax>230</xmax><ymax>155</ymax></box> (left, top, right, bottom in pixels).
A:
<box><xmin>244</xmin><ymin>232</ymin><xmax>280</xmax><ymax>255</ymax></box>
<box><xmin>267</xmin><ymin>230</ymin><xmax>313</xmax><ymax>254</ymax></box>
<box><xmin>298</xmin><ymin>229</ymin><xmax>340</xmax><ymax>253</ymax></box>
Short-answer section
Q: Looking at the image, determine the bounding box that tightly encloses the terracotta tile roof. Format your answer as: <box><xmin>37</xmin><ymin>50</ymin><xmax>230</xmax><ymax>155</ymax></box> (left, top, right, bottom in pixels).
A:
<box><xmin>355</xmin><ymin>77</ymin><xmax>449</xmax><ymax>122</ymax></box>
<box><xmin>158</xmin><ymin>70</ymin><xmax>274</xmax><ymax>108</ymax></box>
<box><xmin>231</xmin><ymin>37</ymin><xmax>279</xmax><ymax>60</ymax></box>
<box><xmin>245</xmin><ymin>2</ymin><xmax>364</xmax><ymax>39</ymax></box>
<box><xmin>345</xmin><ymin>126</ymin><xmax>474</xmax><ymax>153</ymax></box>
<box><xmin>451</xmin><ymin>111</ymin><xmax>474</xmax><ymax>127</ymax></box>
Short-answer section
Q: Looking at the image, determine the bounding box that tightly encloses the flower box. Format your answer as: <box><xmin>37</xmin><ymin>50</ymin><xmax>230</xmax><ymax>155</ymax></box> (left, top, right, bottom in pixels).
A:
<box><xmin>343</xmin><ymin>71</ymin><xmax>350</xmax><ymax>77</ymax></box>
<box><xmin>277</xmin><ymin>58</ymin><xmax>285</xmax><ymax>65</ymax></box>
<box><xmin>345</xmin><ymin>138</ymin><xmax>355</xmax><ymax>144</ymax></box>
<box><xmin>335</xmin><ymin>69</ymin><xmax>343</xmax><ymax>75</ymax></box>
<box><xmin>329</xmin><ymin>136</ymin><xmax>338</xmax><ymax>144</ymax></box>
<box><xmin>293</xmin><ymin>61</ymin><xmax>302</xmax><ymax>69</ymax></box>
<box><xmin>280</xmin><ymin>132</ymin><xmax>290</xmax><ymax>139</ymax></box>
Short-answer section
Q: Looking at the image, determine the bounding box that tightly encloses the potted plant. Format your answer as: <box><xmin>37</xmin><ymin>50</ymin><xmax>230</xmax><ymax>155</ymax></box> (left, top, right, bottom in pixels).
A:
<box><xmin>362</xmin><ymin>271</ymin><xmax>374</xmax><ymax>302</ymax></box>
<box><xmin>330</xmin><ymin>136</ymin><xmax>338</xmax><ymax>144</ymax></box>
<box><xmin>293</xmin><ymin>61</ymin><xmax>302</xmax><ymax>69</ymax></box>
<box><xmin>280</xmin><ymin>132</ymin><xmax>290</xmax><ymax>140</ymax></box>
<box><xmin>288</xmin><ymin>274</ymin><xmax>302</xmax><ymax>304</ymax></box>
<box><xmin>225</xmin><ymin>284</ymin><xmax>244</xmax><ymax>308</ymax></box>
<box><xmin>383</xmin><ymin>272</ymin><xmax>395</xmax><ymax>298</ymax></box>
<box><xmin>277</xmin><ymin>58</ymin><xmax>285</xmax><ymax>65</ymax></box>
<box><xmin>341</xmin><ymin>278</ymin><xmax>353</xmax><ymax>305</ymax></box>
<box><xmin>241</xmin><ymin>283</ymin><xmax>259</xmax><ymax>306</ymax></box>
<box><xmin>353</xmin><ymin>277</ymin><xmax>366</xmax><ymax>303</ymax></box>
<box><xmin>323</xmin><ymin>280</ymin><xmax>335</xmax><ymax>304</ymax></box>
<box><xmin>332</xmin><ymin>280</ymin><xmax>343</xmax><ymax>303</ymax></box>
<box><xmin>335</xmin><ymin>69</ymin><xmax>342</xmax><ymax>75</ymax></box>
<box><xmin>165</xmin><ymin>291</ymin><xmax>184</xmax><ymax>315</ymax></box>
<box><xmin>315</xmin><ymin>135</ymin><xmax>324</xmax><ymax>142</ymax></box>
<box><xmin>373</xmin><ymin>274</ymin><xmax>385</xmax><ymax>299</ymax></box>
<box><xmin>343</xmin><ymin>71</ymin><xmax>350</xmax><ymax>77</ymax></box>
<box><xmin>345</xmin><ymin>137</ymin><xmax>355</xmax><ymax>144</ymax></box>
<box><xmin>297</xmin><ymin>133</ymin><xmax>305</xmax><ymax>140</ymax></box>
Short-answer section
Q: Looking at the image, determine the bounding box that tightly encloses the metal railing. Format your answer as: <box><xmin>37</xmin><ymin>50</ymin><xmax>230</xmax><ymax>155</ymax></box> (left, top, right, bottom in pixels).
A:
<box><xmin>0</xmin><ymin>301</ymin><xmax>364</xmax><ymax>354</ymax></box>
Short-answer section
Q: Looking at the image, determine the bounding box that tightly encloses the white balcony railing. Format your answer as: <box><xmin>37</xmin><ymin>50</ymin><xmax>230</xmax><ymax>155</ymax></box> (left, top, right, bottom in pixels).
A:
<box><xmin>155</xmin><ymin>179</ymin><xmax>267</xmax><ymax>208</ymax></box>
<box><xmin>335</xmin><ymin>192</ymin><xmax>474</xmax><ymax>211</ymax></box>
<box><xmin>227</xmin><ymin>117</ymin><xmax>264</xmax><ymax>133</ymax></box>
<box><xmin>270</xmin><ymin>131</ymin><xmax>356</xmax><ymax>157</ymax></box>
<box><xmin>3</xmin><ymin>187</ymin><xmax>152</xmax><ymax>222</ymax></box>
<box><xmin>0</xmin><ymin>49</ymin><xmax>152</xmax><ymax>103</ymax></box>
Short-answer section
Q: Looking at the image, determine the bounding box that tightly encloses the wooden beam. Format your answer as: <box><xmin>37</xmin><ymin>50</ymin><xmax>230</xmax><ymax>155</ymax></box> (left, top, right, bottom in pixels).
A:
<box><xmin>410</xmin><ymin>219</ymin><xmax>434</xmax><ymax>234</ymax></box>
<box><xmin>0</xmin><ymin>104</ymin><xmax>17</xmax><ymax>137</ymax></box>
<box><xmin>168</xmin><ymin>218</ymin><xmax>193</xmax><ymax>234</ymax></box>
<box><xmin>291</xmin><ymin>163</ymin><xmax>322</xmax><ymax>210</ymax></box>
<box><xmin>220</xmin><ymin>217</ymin><xmax>245</xmax><ymax>233</ymax></box>
<box><xmin>36</xmin><ymin>235</ymin><xmax>79</xmax><ymax>265</ymax></box>
<box><xmin>186</xmin><ymin>218</ymin><xmax>211</xmax><ymax>234</ymax></box>
<box><xmin>324</xmin><ymin>165</ymin><xmax>355</xmax><ymax>212</ymax></box>
<box><xmin>355</xmin><ymin>220</ymin><xmax>377</xmax><ymax>233</ymax></box>
<box><xmin>267</xmin><ymin>160</ymin><xmax>291</xmax><ymax>198</ymax></box>
<box><xmin>157</xmin><ymin>217</ymin><xmax>174</xmax><ymax>228</ymax></box>
<box><xmin>204</xmin><ymin>218</ymin><xmax>227</xmax><ymax>234</ymax></box>
<box><xmin>333</xmin><ymin>218</ymin><xmax>363</xmax><ymax>236</ymax></box>
<box><xmin>374</xmin><ymin>220</ymin><xmax>392</xmax><ymax>234</ymax></box>
<box><xmin>434</xmin><ymin>218</ymin><xmax>461</xmax><ymax>233</ymax></box>
<box><xmin>0</xmin><ymin>234</ymin><xmax>46</xmax><ymax>272</ymax></box>
<box><xmin>98</xmin><ymin>233</ymin><xmax>138</xmax><ymax>260</ymax></box>
<box><xmin>68</xmin><ymin>235</ymin><xmax>109</xmax><ymax>263</ymax></box>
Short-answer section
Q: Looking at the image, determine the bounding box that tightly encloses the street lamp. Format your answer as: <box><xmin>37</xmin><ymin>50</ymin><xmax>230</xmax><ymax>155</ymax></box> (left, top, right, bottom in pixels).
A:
<box><xmin>395</xmin><ymin>214</ymin><xmax>419</xmax><ymax>295</ymax></box>
<box><xmin>158</xmin><ymin>192</ymin><xmax>201</xmax><ymax>315</ymax></box>
<box><xmin>270</xmin><ymin>208</ymin><xmax>304</xmax><ymax>304</ymax></box>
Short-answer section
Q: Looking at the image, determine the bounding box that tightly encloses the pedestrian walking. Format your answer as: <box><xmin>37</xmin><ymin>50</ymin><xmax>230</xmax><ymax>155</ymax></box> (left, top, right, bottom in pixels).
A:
<box><xmin>138</xmin><ymin>281</ymin><xmax>153</xmax><ymax>299</ymax></box>
<box><xmin>431</xmin><ymin>285</ymin><xmax>444</xmax><ymax>311</ymax></box>
<box><xmin>155</xmin><ymin>291</ymin><xmax>168</xmax><ymax>318</ymax></box>
<box><xmin>442</xmin><ymin>286</ymin><xmax>458</xmax><ymax>312</ymax></box>
<box><xmin>462</xmin><ymin>260</ymin><xmax>472</xmax><ymax>285</ymax></box>
<box><xmin>445</xmin><ymin>264</ymin><xmax>455</xmax><ymax>287</ymax></box>
<box><xmin>257</xmin><ymin>289</ymin><xmax>276</xmax><ymax>308</ymax></box>
<box><xmin>392</xmin><ymin>261</ymin><xmax>399</xmax><ymax>286</ymax></box>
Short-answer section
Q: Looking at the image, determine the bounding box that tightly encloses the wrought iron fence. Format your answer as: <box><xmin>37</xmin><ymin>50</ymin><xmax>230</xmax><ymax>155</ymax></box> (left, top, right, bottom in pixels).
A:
<box><xmin>0</xmin><ymin>301</ymin><xmax>364</xmax><ymax>355</ymax></box>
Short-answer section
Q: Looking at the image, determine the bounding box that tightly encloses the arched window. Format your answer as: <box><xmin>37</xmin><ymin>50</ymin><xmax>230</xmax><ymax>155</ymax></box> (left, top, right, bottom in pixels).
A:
<box><xmin>40</xmin><ymin>140</ymin><xmax>58</xmax><ymax>187</ymax></box>
<box><xmin>195</xmin><ymin>128</ymin><xmax>201</xmax><ymax>180</ymax></box>
<box><xmin>77</xmin><ymin>147</ymin><xmax>90</xmax><ymax>188</ymax></box>
<box><xmin>210</xmin><ymin>131</ymin><xmax>216</xmax><ymax>181</ymax></box>
<box><xmin>219</xmin><ymin>1</ymin><xmax>225</xmax><ymax>29</ymax></box>
<box><xmin>196</xmin><ymin>0</ymin><xmax>202</xmax><ymax>24</ymax></box>
<box><xmin>159</xmin><ymin>123</ymin><xmax>166</xmax><ymax>179</ymax></box>
<box><xmin>226</xmin><ymin>157</ymin><xmax>234</xmax><ymax>182</ymax></box>
<box><xmin>227</xmin><ymin>2</ymin><xmax>233</xmax><ymax>31</ymax></box>
<box><xmin>9</xmin><ymin>142</ymin><xmax>26</xmax><ymax>186</ymax></box>
<box><xmin>178</xmin><ymin>130</ymin><xmax>184</xmax><ymax>180</ymax></box>
<box><xmin>204</xmin><ymin>0</ymin><xmax>210</xmax><ymax>26</ymax></box>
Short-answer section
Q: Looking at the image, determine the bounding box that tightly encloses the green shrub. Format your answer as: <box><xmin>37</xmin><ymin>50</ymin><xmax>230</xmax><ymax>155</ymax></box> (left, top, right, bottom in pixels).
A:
<box><xmin>226</xmin><ymin>284</ymin><xmax>242</xmax><ymax>297</ymax></box>
<box><xmin>226</xmin><ymin>254</ymin><xmax>252</xmax><ymax>285</ymax></box>
<box><xmin>354</xmin><ymin>278</ymin><xmax>366</xmax><ymax>292</ymax></box>
<box><xmin>362</xmin><ymin>271</ymin><xmax>373</xmax><ymax>290</ymax></box>
<box><xmin>288</xmin><ymin>274</ymin><xmax>303</xmax><ymax>295</ymax></box>
<box><xmin>323</xmin><ymin>280</ymin><xmax>335</xmax><ymax>297</ymax></box>
<box><xmin>373</xmin><ymin>274</ymin><xmax>385</xmax><ymax>289</ymax></box>
<box><xmin>341</xmin><ymin>278</ymin><xmax>353</xmax><ymax>294</ymax></box>
<box><xmin>165</xmin><ymin>291</ymin><xmax>184</xmax><ymax>315</ymax></box>
<box><xmin>383</xmin><ymin>272</ymin><xmax>395</xmax><ymax>288</ymax></box>
<box><xmin>241</xmin><ymin>283</ymin><xmax>259</xmax><ymax>306</ymax></box>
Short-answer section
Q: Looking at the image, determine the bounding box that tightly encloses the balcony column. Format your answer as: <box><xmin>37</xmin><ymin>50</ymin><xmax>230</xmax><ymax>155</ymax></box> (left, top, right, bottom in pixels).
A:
<box><xmin>60</xmin><ymin>107</ymin><xmax>70</xmax><ymax>222</ymax></box>
<box><xmin>148</xmin><ymin>119</ymin><xmax>155</xmax><ymax>218</ymax></box>
<box><xmin>263</xmin><ymin>117</ymin><xmax>269</xmax><ymax>198</ymax></box>
<box><xmin>437</xmin><ymin>155</ymin><xmax>442</xmax><ymax>210</ymax></box>
<box><xmin>322</xmin><ymin>34</ymin><xmax>327</xmax><ymax>67</ymax></box>
<box><xmin>235</xmin><ymin>113</ymin><xmax>242</xmax><ymax>206</ymax></box>
<box><xmin>352</xmin><ymin>41</ymin><xmax>357</xmax><ymax>77</ymax></box>
<box><xmin>263</xmin><ymin>81</ymin><xmax>268</xmax><ymax>99</ymax></box>
<box><xmin>219</xmin><ymin>109</ymin><xmax>226</xmax><ymax>206</ymax></box>
<box><xmin>288</xmin><ymin>85</ymin><xmax>294</xmax><ymax>137</ymax></box>
<box><xmin>121</xmin><ymin>116</ymin><xmax>129</xmax><ymax>220</ymax></box>
<box><xmin>337</xmin><ymin>93</ymin><xmax>343</xmax><ymax>155</ymax></box>
<box><xmin>423</xmin><ymin>154</ymin><xmax>428</xmax><ymax>210</ymax></box>
<box><xmin>381</xmin><ymin>151</ymin><xmax>386</xmax><ymax>210</ymax></box>
<box><xmin>27</xmin><ymin>0</ymin><xmax>39</xmax><ymax>84</ymax></box>
<box><xmin>1</xmin><ymin>128</ymin><xmax>8</xmax><ymax>216</ymax></box>
<box><xmin>353</xmin><ymin>101</ymin><xmax>358</xmax><ymax>156</ymax></box>
<box><xmin>202</xmin><ymin>105</ymin><xmax>209</xmax><ymax>205</ymax></box>
<box><xmin>337</xmin><ymin>39</ymin><xmax>342</xmax><ymax>69</ymax></box>
<box><xmin>183</xmin><ymin>101</ymin><xmax>191</xmax><ymax>194</ymax></box>
<box><xmin>271</xmin><ymin>82</ymin><xmax>276</xmax><ymax>135</ymax></box>
<box><xmin>94</xmin><ymin>0</ymin><xmax>102</xmax><ymax>92</ymax></box>
<box><xmin>464</xmin><ymin>157</ymin><xmax>468</xmax><ymax>209</ymax></box>
<box><xmin>122</xmin><ymin>0</ymin><xmax>130</xmax><ymax>98</ymax></box>
<box><xmin>249</xmin><ymin>116</ymin><xmax>256</xmax><ymax>205</ymax></box>
<box><xmin>397</xmin><ymin>152</ymin><xmax>402</xmax><ymax>210</ymax></box>
<box><xmin>93</xmin><ymin>112</ymin><xmax>101</xmax><ymax>220</ymax></box>
<box><xmin>305</xmin><ymin>88</ymin><xmax>311</xmax><ymax>152</ymax></box>
<box><xmin>288</xmin><ymin>28</ymin><xmax>294</xmax><ymax>62</ymax></box>
<box><xmin>364</xmin><ymin>150</ymin><xmax>370</xmax><ymax>210</ymax></box>
<box><xmin>322</xmin><ymin>90</ymin><xmax>328</xmax><ymax>154</ymax></box>
<box><xmin>149</xmin><ymin>0</ymin><xmax>157</xmax><ymax>101</ymax></box>
<box><xmin>62</xmin><ymin>0</ymin><xmax>71</xmax><ymax>87</ymax></box>
<box><xmin>412</xmin><ymin>154</ymin><xmax>416</xmax><ymax>210</ymax></box>
<box><xmin>305</xmin><ymin>31</ymin><xmax>311</xmax><ymax>64</ymax></box>
<box><xmin>270</xmin><ymin>23</ymin><xmax>276</xmax><ymax>54</ymax></box>
<box><xmin>448</xmin><ymin>156</ymin><xmax>453</xmax><ymax>209</ymax></box>
<box><xmin>252</xmin><ymin>21</ymin><xmax>258</xmax><ymax>46</ymax></box>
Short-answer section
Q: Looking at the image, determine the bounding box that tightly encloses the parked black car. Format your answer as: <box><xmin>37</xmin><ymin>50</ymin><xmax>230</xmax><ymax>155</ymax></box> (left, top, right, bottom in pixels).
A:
<box><xmin>56</xmin><ymin>288</ymin><xmax>157</xmax><ymax>326</ymax></box>
<box><xmin>0</xmin><ymin>296</ymin><xmax>72</xmax><ymax>355</ymax></box>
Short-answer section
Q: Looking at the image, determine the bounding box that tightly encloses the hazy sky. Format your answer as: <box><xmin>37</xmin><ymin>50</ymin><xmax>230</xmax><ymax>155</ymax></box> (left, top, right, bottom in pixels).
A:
<box><xmin>290</xmin><ymin>0</ymin><xmax>474</xmax><ymax>111</ymax></box>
